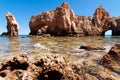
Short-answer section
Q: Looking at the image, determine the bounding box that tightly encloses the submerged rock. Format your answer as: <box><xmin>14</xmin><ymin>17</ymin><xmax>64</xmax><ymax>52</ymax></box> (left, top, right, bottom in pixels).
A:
<box><xmin>80</xmin><ymin>44</ymin><xmax>106</xmax><ymax>50</ymax></box>
<box><xmin>1</xmin><ymin>12</ymin><xmax>19</xmax><ymax>37</ymax></box>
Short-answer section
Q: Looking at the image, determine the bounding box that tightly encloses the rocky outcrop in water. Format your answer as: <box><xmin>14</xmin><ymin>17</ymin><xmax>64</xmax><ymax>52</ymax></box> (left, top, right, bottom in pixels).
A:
<box><xmin>29</xmin><ymin>2</ymin><xmax>119</xmax><ymax>36</ymax></box>
<box><xmin>1</xmin><ymin>12</ymin><xmax>19</xmax><ymax>36</ymax></box>
<box><xmin>80</xmin><ymin>44</ymin><xmax>106</xmax><ymax>50</ymax></box>
<box><xmin>101</xmin><ymin>44</ymin><xmax>120</xmax><ymax>74</ymax></box>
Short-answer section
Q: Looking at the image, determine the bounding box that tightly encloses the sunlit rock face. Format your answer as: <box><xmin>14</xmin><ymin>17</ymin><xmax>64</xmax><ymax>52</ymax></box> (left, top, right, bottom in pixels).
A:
<box><xmin>29</xmin><ymin>2</ymin><xmax>120</xmax><ymax>36</ymax></box>
<box><xmin>29</xmin><ymin>2</ymin><xmax>77</xmax><ymax>36</ymax></box>
<box><xmin>92</xmin><ymin>6</ymin><xmax>111</xmax><ymax>35</ymax></box>
<box><xmin>2</xmin><ymin>12</ymin><xmax>19</xmax><ymax>36</ymax></box>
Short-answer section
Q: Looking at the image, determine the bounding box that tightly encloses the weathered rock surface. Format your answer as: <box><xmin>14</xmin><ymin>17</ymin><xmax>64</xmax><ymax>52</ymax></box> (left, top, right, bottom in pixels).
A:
<box><xmin>0</xmin><ymin>53</ymin><xmax>116</xmax><ymax>80</ymax></box>
<box><xmin>34</xmin><ymin>55</ymin><xmax>81</xmax><ymax>80</ymax></box>
<box><xmin>29</xmin><ymin>2</ymin><xmax>77</xmax><ymax>36</ymax></box>
<box><xmin>1</xmin><ymin>12</ymin><xmax>19</xmax><ymax>36</ymax></box>
<box><xmin>101</xmin><ymin>44</ymin><xmax>120</xmax><ymax>73</ymax></box>
<box><xmin>0</xmin><ymin>53</ymin><xmax>81</xmax><ymax>80</ymax></box>
<box><xmin>29</xmin><ymin>2</ymin><xmax>120</xmax><ymax>36</ymax></box>
<box><xmin>92</xmin><ymin>6</ymin><xmax>111</xmax><ymax>35</ymax></box>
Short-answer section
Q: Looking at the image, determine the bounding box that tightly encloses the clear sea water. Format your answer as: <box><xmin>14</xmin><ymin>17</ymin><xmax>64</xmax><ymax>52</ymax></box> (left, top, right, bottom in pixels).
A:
<box><xmin>0</xmin><ymin>35</ymin><xmax>120</xmax><ymax>61</ymax></box>
<box><xmin>0</xmin><ymin>35</ymin><xmax>120</xmax><ymax>78</ymax></box>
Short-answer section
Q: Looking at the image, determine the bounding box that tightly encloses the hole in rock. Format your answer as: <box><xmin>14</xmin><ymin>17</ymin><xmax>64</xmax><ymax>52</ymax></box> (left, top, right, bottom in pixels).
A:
<box><xmin>105</xmin><ymin>30</ymin><xmax>112</xmax><ymax>37</ymax></box>
<box><xmin>10</xmin><ymin>62</ymin><xmax>29</xmax><ymax>71</ymax></box>
<box><xmin>38</xmin><ymin>70</ymin><xmax>63</xmax><ymax>80</ymax></box>
<box><xmin>0</xmin><ymin>72</ymin><xmax>6</xmax><ymax>77</ymax></box>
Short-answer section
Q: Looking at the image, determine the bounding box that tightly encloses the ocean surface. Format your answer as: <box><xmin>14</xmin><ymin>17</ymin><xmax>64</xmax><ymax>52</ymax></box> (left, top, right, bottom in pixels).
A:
<box><xmin>0</xmin><ymin>35</ymin><xmax>120</xmax><ymax>63</ymax></box>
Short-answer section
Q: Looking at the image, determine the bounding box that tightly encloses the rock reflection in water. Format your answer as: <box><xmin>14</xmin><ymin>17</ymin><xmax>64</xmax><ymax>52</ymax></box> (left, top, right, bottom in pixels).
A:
<box><xmin>8</xmin><ymin>37</ymin><xmax>20</xmax><ymax>52</ymax></box>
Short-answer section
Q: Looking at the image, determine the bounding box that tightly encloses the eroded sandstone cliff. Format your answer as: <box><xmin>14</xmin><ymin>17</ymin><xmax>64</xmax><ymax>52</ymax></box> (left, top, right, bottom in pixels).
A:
<box><xmin>29</xmin><ymin>2</ymin><xmax>116</xmax><ymax>36</ymax></box>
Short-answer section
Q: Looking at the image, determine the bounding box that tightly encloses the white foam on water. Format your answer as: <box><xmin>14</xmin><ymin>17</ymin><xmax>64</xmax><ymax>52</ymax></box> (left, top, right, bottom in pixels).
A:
<box><xmin>34</xmin><ymin>43</ymin><xmax>48</xmax><ymax>50</ymax></box>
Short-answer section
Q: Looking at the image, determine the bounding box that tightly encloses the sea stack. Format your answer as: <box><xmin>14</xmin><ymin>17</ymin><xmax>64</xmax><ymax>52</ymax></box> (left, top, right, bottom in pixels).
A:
<box><xmin>1</xmin><ymin>12</ymin><xmax>19</xmax><ymax>36</ymax></box>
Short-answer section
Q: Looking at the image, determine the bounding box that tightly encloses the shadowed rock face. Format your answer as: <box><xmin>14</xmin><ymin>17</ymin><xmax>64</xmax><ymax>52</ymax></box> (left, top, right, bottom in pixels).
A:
<box><xmin>1</xmin><ymin>12</ymin><xmax>19</xmax><ymax>36</ymax></box>
<box><xmin>29</xmin><ymin>2</ymin><xmax>119</xmax><ymax>36</ymax></box>
<box><xmin>101</xmin><ymin>44</ymin><xmax>120</xmax><ymax>73</ymax></box>
<box><xmin>112</xmin><ymin>17</ymin><xmax>120</xmax><ymax>36</ymax></box>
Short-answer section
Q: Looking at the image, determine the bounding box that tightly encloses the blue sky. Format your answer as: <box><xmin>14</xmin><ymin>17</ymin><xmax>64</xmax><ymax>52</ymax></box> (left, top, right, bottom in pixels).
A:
<box><xmin>0</xmin><ymin>0</ymin><xmax>119</xmax><ymax>35</ymax></box>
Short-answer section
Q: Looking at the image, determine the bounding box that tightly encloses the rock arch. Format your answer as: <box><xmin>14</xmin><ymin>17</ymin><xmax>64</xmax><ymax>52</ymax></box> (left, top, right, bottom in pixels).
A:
<box><xmin>29</xmin><ymin>2</ymin><xmax>120</xmax><ymax>37</ymax></box>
